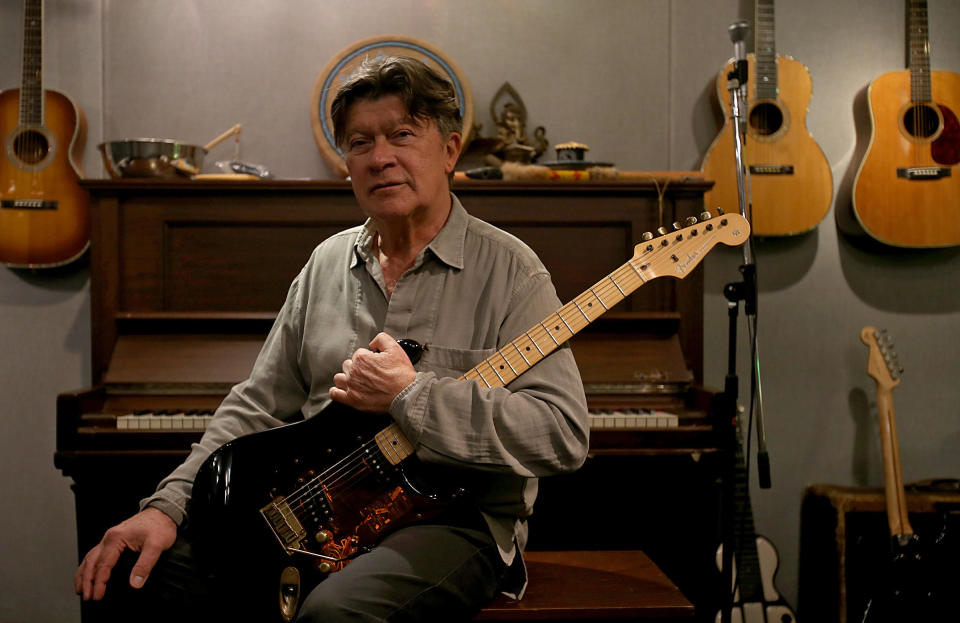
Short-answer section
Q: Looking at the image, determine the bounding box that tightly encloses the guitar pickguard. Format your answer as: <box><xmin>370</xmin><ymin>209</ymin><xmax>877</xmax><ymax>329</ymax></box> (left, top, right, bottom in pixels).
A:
<box><xmin>932</xmin><ymin>103</ymin><xmax>960</xmax><ymax>165</ymax></box>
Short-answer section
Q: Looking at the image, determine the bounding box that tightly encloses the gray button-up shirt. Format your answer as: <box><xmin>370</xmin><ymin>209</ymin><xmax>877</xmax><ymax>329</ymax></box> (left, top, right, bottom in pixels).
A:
<box><xmin>142</xmin><ymin>194</ymin><xmax>589</xmax><ymax>596</ymax></box>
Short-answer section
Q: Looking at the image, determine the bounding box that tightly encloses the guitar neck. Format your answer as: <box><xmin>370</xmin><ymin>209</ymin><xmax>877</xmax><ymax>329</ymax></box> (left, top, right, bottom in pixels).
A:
<box><xmin>861</xmin><ymin>326</ymin><xmax>914</xmax><ymax>539</ymax></box>
<box><xmin>877</xmin><ymin>386</ymin><xmax>914</xmax><ymax>537</ymax></box>
<box><xmin>457</xmin><ymin>214</ymin><xmax>749</xmax><ymax>390</ymax></box>
<box><xmin>907</xmin><ymin>0</ymin><xmax>932</xmax><ymax>102</ymax></box>
<box><xmin>457</xmin><ymin>257</ymin><xmax>643</xmax><ymax>389</ymax></box>
<box><xmin>754</xmin><ymin>0</ymin><xmax>778</xmax><ymax>100</ymax></box>
<box><xmin>732</xmin><ymin>415</ymin><xmax>765</xmax><ymax>602</ymax></box>
<box><xmin>20</xmin><ymin>0</ymin><xmax>45</xmax><ymax>126</ymax></box>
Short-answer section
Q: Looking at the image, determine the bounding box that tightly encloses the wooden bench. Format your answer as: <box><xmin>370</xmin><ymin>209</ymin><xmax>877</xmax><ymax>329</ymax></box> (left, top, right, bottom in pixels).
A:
<box><xmin>476</xmin><ymin>550</ymin><xmax>694</xmax><ymax>622</ymax></box>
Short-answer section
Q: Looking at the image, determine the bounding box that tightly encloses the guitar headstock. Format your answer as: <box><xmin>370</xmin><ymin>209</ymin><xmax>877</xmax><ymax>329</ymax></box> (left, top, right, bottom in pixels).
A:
<box><xmin>861</xmin><ymin>326</ymin><xmax>903</xmax><ymax>391</ymax></box>
<box><xmin>631</xmin><ymin>210</ymin><xmax>750</xmax><ymax>279</ymax></box>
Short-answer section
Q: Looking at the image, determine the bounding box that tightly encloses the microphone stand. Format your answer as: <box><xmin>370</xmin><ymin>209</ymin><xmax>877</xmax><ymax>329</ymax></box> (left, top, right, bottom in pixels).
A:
<box><xmin>716</xmin><ymin>19</ymin><xmax>769</xmax><ymax>623</ymax></box>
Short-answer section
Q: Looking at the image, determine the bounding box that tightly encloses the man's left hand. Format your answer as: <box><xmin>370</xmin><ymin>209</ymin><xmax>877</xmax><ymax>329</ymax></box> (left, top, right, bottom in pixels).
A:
<box><xmin>329</xmin><ymin>332</ymin><xmax>418</xmax><ymax>412</ymax></box>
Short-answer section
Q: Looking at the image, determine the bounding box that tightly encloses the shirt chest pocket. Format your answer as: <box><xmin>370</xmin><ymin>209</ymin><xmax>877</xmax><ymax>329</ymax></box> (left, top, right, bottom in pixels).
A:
<box><xmin>417</xmin><ymin>344</ymin><xmax>497</xmax><ymax>379</ymax></box>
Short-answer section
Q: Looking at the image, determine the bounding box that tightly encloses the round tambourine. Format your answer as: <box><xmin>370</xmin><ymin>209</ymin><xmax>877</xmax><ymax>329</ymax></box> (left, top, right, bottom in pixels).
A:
<box><xmin>311</xmin><ymin>35</ymin><xmax>474</xmax><ymax>178</ymax></box>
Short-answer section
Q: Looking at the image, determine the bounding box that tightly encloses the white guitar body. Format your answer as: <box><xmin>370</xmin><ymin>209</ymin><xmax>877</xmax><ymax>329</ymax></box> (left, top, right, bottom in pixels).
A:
<box><xmin>715</xmin><ymin>536</ymin><xmax>797</xmax><ymax>623</ymax></box>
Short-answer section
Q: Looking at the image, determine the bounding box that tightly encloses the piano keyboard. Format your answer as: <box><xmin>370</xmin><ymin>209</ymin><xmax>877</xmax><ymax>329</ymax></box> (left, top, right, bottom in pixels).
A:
<box><xmin>116</xmin><ymin>410</ymin><xmax>215</xmax><ymax>431</ymax></box>
<box><xmin>588</xmin><ymin>409</ymin><xmax>679</xmax><ymax>429</ymax></box>
<box><xmin>115</xmin><ymin>408</ymin><xmax>679</xmax><ymax>432</ymax></box>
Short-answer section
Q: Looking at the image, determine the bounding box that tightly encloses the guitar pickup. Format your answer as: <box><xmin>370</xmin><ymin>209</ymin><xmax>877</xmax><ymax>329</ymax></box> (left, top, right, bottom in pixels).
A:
<box><xmin>748</xmin><ymin>165</ymin><xmax>794</xmax><ymax>175</ymax></box>
<box><xmin>897</xmin><ymin>167</ymin><xmax>951</xmax><ymax>180</ymax></box>
<box><xmin>1</xmin><ymin>199</ymin><xmax>58</xmax><ymax>210</ymax></box>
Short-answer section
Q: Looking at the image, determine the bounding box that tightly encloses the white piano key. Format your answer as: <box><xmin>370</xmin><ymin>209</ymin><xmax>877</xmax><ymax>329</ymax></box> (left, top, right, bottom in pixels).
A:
<box><xmin>588</xmin><ymin>409</ymin><xmax>679</xmax><ymax>430</ymax></box>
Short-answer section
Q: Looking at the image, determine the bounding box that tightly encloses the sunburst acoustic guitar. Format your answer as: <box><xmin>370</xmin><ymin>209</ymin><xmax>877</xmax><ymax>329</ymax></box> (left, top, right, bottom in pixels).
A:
<box><xmin>0</xmin><ymin>0</ymin><xmax>89</xmax><ymax>268</ymax></box>
<box><xmin>852</xmin><ymin>0</ymin><xmax>960</xmax><ymax>248</ymax></box>
<box><xmin>701</xmin><ymin>0</ymin><xmax>833</xmax><ymax>237</ymax></box>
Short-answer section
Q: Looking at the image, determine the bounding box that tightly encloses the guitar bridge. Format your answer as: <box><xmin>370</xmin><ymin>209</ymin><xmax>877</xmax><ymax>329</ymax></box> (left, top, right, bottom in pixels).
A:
<box><xmin>748</xmin><ymin>165</ymin><xmax>794</xmax><ymax>175</ymax></box>
<box><xmin>1</xmin><ymin>199</ymin><xmax>58</xmax><ymax>210</ymax></box>
<box><xmin>261</xmin><ymin>498</ymin><xmax>308</xmax><ymax>551</ymax></box>
<box><xmin>897</xmin><ymin>166</ymin><xmax>952</xmax><ymax>180</ymax></box>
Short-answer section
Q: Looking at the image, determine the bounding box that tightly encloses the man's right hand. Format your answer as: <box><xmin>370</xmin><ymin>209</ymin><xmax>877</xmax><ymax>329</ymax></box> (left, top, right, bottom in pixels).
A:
<box><xmin>74</xmin><ymin>506</ymin><xmax>177</xmax><ymax>601</ymax></box>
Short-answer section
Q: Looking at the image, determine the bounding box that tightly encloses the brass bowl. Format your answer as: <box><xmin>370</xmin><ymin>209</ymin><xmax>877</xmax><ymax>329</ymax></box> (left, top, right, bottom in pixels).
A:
<box><xmin>99</xmin><ymin>139</ymin><xmax>206</xmax><ymax>178</ymax></box>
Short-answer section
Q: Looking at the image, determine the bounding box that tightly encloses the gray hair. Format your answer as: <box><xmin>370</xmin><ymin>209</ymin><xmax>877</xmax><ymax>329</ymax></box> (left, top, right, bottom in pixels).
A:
<box><xmin>331</xmin><ymin>56</ymin><xmax>462</xmax><ymax>148</ymax></box>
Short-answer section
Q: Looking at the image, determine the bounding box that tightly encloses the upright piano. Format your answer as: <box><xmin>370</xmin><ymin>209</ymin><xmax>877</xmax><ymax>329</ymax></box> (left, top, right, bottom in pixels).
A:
<box><xmin>57</xmin><ymin>177</ymin><xmax>726</xmax><ymax>621</ymax></box>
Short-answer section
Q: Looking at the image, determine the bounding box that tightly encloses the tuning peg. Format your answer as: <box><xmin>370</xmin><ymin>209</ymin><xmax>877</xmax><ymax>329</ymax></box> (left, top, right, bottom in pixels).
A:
<box><xmin>685</xmin><ymin>216</ymin><xmax>698</xmax><ymax>226</ymax></box>
<box><xmin>657</xmin><ymin>226</ymin><xmax>668</xmax><ymax>236</ymax></box>
<box><xmin>672</xmin><ymin>222</ymin><xmax>682</xmax><ymax>231</ymax></box>
<box><xmin>716</xmin><ymin>206</ymin><xmax>725</xmax><ymax>215</ymax></box>
<box><xmin>641</xmin><ymin>231</ymin><xmax>654</xmax><ymax>241</ymax></box>
<box><xmin>700</xmin><ymin>211</ymin><xmax>712</xmax><ymax>220</ymax></box>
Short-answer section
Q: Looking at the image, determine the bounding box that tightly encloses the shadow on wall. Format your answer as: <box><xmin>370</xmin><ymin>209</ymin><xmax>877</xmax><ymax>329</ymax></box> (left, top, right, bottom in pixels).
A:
<box><xmin>848</xmin><ymin>386</ymin><xmax>881</xmax><ymax>487</ymax></box>
<box><xmin>834</xmin><ymin>85</ymin><xmax>960</xmax><ymax>313</ymax></box>
<box><xmin>837</xmin><ymin>236</ymin><xmax>960</xmax><ymax>313</ymax></box>
<box><xmin>3</xmin><ymin>257</ymin><xmax>92</xmax><ymax>383</ymax></box>
<box><xmin>2</xmin><ymin>253</ymin><xmax>90</xmax><ymax>301</ymax></box>
<box><xmin>703</xmin><ymin>231</ymin><xmax>818</xmax><ymax>299</ymax></box>
<box><xmin>691</xmin><ymin>75</ymin><xmax>725</xmax><ymax>171</ymax></box>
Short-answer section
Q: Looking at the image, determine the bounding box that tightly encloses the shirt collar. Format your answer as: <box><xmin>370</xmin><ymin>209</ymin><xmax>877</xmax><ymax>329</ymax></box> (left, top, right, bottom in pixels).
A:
<box><xmin>352</xmin><ymin>193</ymin><xmax>467</xmax><ymax>270</ymax></box>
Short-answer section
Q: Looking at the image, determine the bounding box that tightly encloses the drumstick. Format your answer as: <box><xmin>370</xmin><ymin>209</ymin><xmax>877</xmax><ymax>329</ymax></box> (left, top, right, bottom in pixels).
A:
<box><xmin>204</xmin><ymin>124</ymin><xmax>242</xmax><ymax>151</ymax></box>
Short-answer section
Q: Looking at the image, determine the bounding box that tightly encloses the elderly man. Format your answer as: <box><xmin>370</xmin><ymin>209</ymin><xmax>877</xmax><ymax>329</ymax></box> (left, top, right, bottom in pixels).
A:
<box><xmin>76</xmin><ymin>56</ymin><xmax>588</xmax><ymax>622</ymax></box>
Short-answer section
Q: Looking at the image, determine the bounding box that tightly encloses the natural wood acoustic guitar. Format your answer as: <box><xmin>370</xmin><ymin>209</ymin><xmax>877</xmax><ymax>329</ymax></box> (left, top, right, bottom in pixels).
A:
<box><xmin>852</xmin><ymin>0</ymin><xmax>960</xmax><ymax>248</ymax></box>
<box><xmin>0</xmin><ymin>0</ymin><xmax>89</xmax><ymax>268</ymax></box>
<box><xmin>700</xmin><ymin>0</ymin><xmax>833</xmax><ymax>237</ymax></box>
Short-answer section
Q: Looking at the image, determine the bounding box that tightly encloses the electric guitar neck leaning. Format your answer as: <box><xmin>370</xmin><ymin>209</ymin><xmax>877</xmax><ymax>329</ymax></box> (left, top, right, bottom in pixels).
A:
<box><xmin>860</xmin><ymin>326</ymin><xmax>912</xmax><ymax>538</ymax></box>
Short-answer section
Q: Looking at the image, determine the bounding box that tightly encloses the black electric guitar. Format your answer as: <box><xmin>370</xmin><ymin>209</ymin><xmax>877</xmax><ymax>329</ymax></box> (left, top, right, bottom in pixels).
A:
<box><xmin>859</xmin><ymin>326</ymin><xmax>945</xmax><ymax>621</ymax></box>
<box><xmin>190</xmin><ymin>212</ymin><xmax>750</xmax><ymax>621</ymax></box>
<box><xmin>715</xmin><ymin>408</ymin><xmax>796</xmax><ymax>623</ymax></box>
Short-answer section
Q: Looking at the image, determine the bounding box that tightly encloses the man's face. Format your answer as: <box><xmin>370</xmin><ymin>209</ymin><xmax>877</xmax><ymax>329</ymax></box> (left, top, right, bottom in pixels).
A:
<box><xmin>343</xmin><ymin>95</ymin><xmax>461</xmax><ymax>224</ymax></box>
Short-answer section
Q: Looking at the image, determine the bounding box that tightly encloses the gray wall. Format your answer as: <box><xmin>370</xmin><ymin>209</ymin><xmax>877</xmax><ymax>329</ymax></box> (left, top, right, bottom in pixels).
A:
<box><xmin>2</xmin><ymin>0</ymin><xmax>958</xmax><ymax>620</ymax></box>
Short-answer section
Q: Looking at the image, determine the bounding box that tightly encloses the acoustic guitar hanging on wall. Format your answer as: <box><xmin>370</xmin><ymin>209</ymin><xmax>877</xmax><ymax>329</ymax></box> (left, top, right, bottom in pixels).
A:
<box><xmin>700</xmin><ymin>0</ymin><xmax>833</xmax><ymax>237</ymax></box>
<box><xmin>852</xmin><ymin>0</ymin><xmax>960</xmax><ymax>248</ymax></box>
<box><xmin>0</xmin><ymin>0</ymin><xmax>90</xmax><ymax>268</ymax></box>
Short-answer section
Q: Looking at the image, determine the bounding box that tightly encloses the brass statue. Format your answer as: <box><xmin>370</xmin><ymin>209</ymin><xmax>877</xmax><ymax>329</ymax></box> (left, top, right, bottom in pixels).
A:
<box><xmin>487</xmin><ymin>82</ymin><xmax>547</xmax><ymax>164</ymax></box>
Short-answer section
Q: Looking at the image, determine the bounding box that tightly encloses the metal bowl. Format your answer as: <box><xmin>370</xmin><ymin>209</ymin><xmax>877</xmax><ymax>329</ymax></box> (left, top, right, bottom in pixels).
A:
<box><xmin>99</xmin><ymin>139</ymin><xmax>207</xmax><ymax>178</ymax></box>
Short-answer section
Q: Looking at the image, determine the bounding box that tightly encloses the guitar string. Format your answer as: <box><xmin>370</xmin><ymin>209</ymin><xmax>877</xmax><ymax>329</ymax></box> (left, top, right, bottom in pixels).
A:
<box><xmin>284</xmin><ymin>440</ymin><xmax>376</xmax><ymax>506</ymax></box>
<box><xmin>286</xmin><ymin>424</ymin><xmax>425</xmax><ymax>508</ymax></box>
<box><xmin>282</xmin><ymin>219</ymin><xmax>725</xmax><ymax>519</ymax></box>
<box><xmin>468</xmin><ymin>235</ymin><xmax>694</xmax><ymax>382</ymax></box>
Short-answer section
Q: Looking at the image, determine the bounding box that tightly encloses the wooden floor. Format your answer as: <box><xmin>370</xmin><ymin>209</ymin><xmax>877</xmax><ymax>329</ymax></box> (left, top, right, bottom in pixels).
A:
<box><xmin>476</xmin><ymin>550</ymin><xmax>694</xmax><ymax>622</ymax></box>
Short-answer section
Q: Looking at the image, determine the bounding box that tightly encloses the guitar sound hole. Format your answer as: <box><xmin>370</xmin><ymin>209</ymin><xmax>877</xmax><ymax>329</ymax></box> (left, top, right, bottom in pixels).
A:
<box><xmin>903</xmin><ymin>103</ymin><xmax>940</xmax><ymax>139</ymax></box>
<box><xmin>13</xmin><ymin>130</ymin><xmax>50</xmax><ymax>165</ymax></box>
<box><xmin>749</xmin><ymin>102</ymin><xmax>783</xmax><ymax>136</ymax></box>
